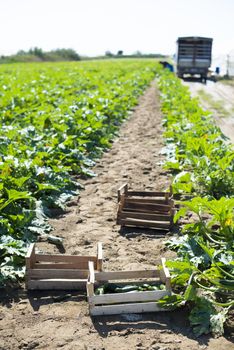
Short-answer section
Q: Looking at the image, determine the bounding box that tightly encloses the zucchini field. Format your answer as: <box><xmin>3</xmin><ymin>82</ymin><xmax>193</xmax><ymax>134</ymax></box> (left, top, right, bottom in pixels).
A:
<box><xmin>0</xmin><ymin>60</ymin><xmax>157</xmax><ymax>283</ymax></box>
<box><xmin>0</xmin><ymin>60</ymin><xmax>233</xmax><ymax>347</ymax></box>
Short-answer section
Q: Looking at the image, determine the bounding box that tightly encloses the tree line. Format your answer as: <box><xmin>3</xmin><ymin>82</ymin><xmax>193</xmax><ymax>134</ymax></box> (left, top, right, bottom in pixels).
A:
<box><xmin>0</xmin><ymin>47</ymin><xmax>80</xmax><ymax>63</ymax></box>
<box><xmin>0</xmin><ymin>47</ymin><xmax>166</xmax><ymax>64</ymax></box>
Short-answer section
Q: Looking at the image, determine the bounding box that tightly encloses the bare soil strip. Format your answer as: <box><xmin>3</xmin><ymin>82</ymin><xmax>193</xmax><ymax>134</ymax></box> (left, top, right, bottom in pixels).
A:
<box><xmin>184</xmin><ymin>80</ymin><xmax>234</xmax><ymax>143</ymax></box>
<box><xmin>0</xmin><ymin>82</ymin><xmax>233</xmax><ymax>350</ymax></box>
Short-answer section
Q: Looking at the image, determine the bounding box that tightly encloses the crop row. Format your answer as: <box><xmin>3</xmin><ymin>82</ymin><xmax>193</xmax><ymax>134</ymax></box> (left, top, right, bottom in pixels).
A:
<box><xmin>157</xmin><ymin>68</ymin><xmax>234</xmax><ymax>337</ymax></box>
<box><xmin>0</xmin><ymin>60</ymin><xmax>158</xmax><ymax>284</ymax></box>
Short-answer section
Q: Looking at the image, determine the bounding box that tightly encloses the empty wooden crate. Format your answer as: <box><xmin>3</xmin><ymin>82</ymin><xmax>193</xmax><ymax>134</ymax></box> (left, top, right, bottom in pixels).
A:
<box><xmin>87</xmin><ymin>258</ymin><xmax>171</xmax><ymax>316</ymax></box>
<box><xmin>117</xmin><ymin>183</ymin><xmax>175</xmax><ymax>230</ymax></box>
<box><xmin>26</xmin><ymin>242</ymin><xmax>103</xmax><ymax>290</ymax></box>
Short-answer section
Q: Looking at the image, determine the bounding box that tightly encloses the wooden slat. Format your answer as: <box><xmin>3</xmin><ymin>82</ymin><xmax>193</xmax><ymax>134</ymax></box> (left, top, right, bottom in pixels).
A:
<box><xmin>95</xmin><ymin>269</ymin><xmax>160</xmax><ymax>281</ymax></box>
<box><xmin>160</xmin><ymin>258</ymin><xmax>172</xmax><ymax>291</ymax></box>
<box><xmin>161</xmin><ymin>258</ymin><xmax>170</xmax><ymax>279</ymax></box>
<box><xmin>97</xmin><ymin>242</ymin><xmax>103</xmax><ymax>271</ymax></box>
<box><xmin>90</xmin><ymin>302</ymin><xmax>167</xmax><ymax>316</ymax></box>
<box><xmin>26</xmin><ymin>244</ymin><xmax>36</xmax><ymax>269</ymax></box>
<box><xmin>121</xmin><ymin>208</ymin><xmax>167</xmax><ymax>214</ymax></box>
<box><xmin>165</xmin><ymin>192</ymin><xmax>169</xmax><ymax>203</ymax></box>
<box><xmin>125</xmin><ymin>198</ymin><xmax>168</xmax><ymax>204</ymax></box>
<box><xmin>119</xmin><ymin>211</ymin><xmax>171</xmax><ymax>222</ymax></box>
<box><xmin>94</xmin><ymin>281</ymin><xmax>162</xmax><ymax>289</ymax></box>
<box><xmin>33</xmin><ymin>262</ymin><xmax>97</xmax><ymax>270</ymax></box>
<box><xmin>117</xmin><ymin>183</ymin><xmax>128</xmax><ymax>202</ymax></box>
<box><xmin>89</xmin><ymin>289</ymin><xmax>169</xmax><ymax>305</ymax></box>
<box><xmin>27</xmin><ymin>269</ymin><xmax>89</xmax><ymax>279</ymax></box>
<box><xmin>116</xmin><ymin>194</ymin><xmax>126</xmax><ymax>225</ymax></box>
<box><xmin>89</xmin><ymin>261</ymin><xmax>95</xmax><ymax>284</ymax></box>
<box><xmin>170</xmin><ymin>208</ymin><xmax>176</xmax><ymax>224</ymax></box>
<box><xmin>169</xmin><ymin>185</ymin><xmax>173</xmax><ymax>197</ymax></box>
<box><xmin>121</xmin><ymin>207</ymin><xmax>172</xmax><ymax>214</ymax></box>
<box><xmin>87</xmin><ymin>281</ymin><xmax>94</xmax><ymax>297</ymax></box>
<box><xmin>27</xmin><ymin>279</ymin><xmax>87</xmax><ymax>290</ymax></box>
<box><xmin>126</xmin><ymin>191</ymin><xmax>169</xmax><ymax>197</ymax></box>
<box><xmin>124</xmin><ymin>202</ymin><xmax>172</xmax><ymax>213</ymax></box>
<box><xmin>26</xmin><ymin>243</ymin><xmax>36</xmax><ymax>259</ymax></box>
<box><xmin>34</xmin><ymin>254</ymin><xmax>97</xmax><ymax>263</ymax></box>
<box><xmin>120</xmin><ymin>219</ymin><xmax>171</xmax><ymax>229</ymax></box>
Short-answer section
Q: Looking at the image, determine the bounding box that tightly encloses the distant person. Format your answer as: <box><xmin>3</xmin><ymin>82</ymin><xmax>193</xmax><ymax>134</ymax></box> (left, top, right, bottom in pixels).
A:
<box><xmin>159</xmin><ymin>61</ymin><xmax>174</xmax><ymax>72</ymax></box>
<box><xmin>215</xmin><ymin>67</ymin><xmax>220</xmax><ymax>75</ymax></box>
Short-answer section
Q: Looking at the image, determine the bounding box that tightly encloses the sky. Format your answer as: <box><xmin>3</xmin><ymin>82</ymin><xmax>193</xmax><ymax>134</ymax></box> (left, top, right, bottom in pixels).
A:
<box><xmin>0</xmin><ymin>0</ymin><xmax>233</xmax><ymax>58</ymax></box>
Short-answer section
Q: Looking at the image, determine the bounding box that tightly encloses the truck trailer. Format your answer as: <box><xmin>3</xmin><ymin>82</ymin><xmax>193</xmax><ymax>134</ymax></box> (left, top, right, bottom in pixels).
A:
<box><xmin>176</xmin><ymin>36</ymin><xmax>213</xmax><ymax>82</ymax></box>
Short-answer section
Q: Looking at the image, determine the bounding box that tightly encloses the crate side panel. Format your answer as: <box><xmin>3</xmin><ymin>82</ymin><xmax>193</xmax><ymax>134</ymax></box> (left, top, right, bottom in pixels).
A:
<box><xmin>90</xmin><ymin>302</ymin><xmax>167</xmax><ymax>316</ymax></box>
<box><xmin>120</xmin><ymin>219</ymin><xmax>171</xmax><ymax>229</ymax></box>
<box><xmin>33</xmin><ymin>262</ymin><xmax>97</xmax><ymax>270</ymax></box>
<box><xmin>95</xmin><ymin>269</ymin><xmax>160</xmax><ymax>281</ymax></box>
<box><xmin>27</xmin><ymin>279</ymin><xmax>87</xmax><ymax>290</ymax></box>
<box><xmin>27</xmin><ymin>269</ymin><xmax>89</xmax><ymax>279</ymax></box>
<box><xmin>120</xmin><ymin>211</ymin><xmax>171</xmax><ymax>222</ymax></box>
<box><xmin>90</xmin><ymin>290</ymin><xmax>169</xmax><ymax>305</ymax></box>
<box><xmin>35</xmin><ymin>254</ymin><xmax>97</xmax><ymax>263</ymax></box>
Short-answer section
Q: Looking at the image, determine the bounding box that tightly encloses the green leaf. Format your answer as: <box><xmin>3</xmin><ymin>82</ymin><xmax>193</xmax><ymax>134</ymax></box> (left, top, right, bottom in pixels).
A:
<box><xmin>184</xmin><ymin>284</ymin><xmax>197</xmax><ymax>301</ymax></box>
<box><xmin>189</xmin><ymin>297</ymin><xmax>215</xmax><ymax>337</ymax></box>
<box><xmin>157</xmin><ymin>293</ymin><xmax>185</xmax><ymax>310</ymax></box>
<box><xmin>210</xmin><ymin>309</ymin><xmax>228</xmax><ymax>337</ymax></box>
<box><xmin>0</xmin><ymin>189</ymin><xmax>32</xmax><ymax>211</ymax></box>
<box><xmin>6</xmin><ymin>188</ymin><xmax>29</xmax><ymax>200</ymax></box>
<box><xmin>166</xmin><ymin>260</ymin><xmax>195</xmax><ymax>286</ymax></box>
<box><xmin>35</xmin><ymin>182</ymin><xmax>59</xmax><ymax>192</ymax></box>
<box><xmin>11</xmin><ymin>176</ymin><xmax>30</xmax><ymax>188</ymax></box>
<box><xmin>173</xmin><ymin>206</ymin><xmax>188</xmax><ymax>223</ymax></box>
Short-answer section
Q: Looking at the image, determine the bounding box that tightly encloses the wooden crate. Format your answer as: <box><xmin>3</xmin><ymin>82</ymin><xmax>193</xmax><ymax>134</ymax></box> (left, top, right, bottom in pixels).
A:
<box><xmin>87</xmin><ymin>258</ymin><xmax>171</xmax><ymax>316</ymax></box>
<box><xmin>117</xmin><ymin>183</ymin><xmax>175</xmax><ymax>230</ymax></box>
<box><xmin>26</xmin><ymin>242</ymin><xmax>103</xmax><ymax>290</ymax></box>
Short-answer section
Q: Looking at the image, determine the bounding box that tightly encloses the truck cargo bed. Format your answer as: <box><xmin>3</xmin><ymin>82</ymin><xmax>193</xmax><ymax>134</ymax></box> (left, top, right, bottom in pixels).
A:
<box><xmin>176</xmin><ymin>36</ymin><xmax>213</xmax><ymax>81</ymax></box>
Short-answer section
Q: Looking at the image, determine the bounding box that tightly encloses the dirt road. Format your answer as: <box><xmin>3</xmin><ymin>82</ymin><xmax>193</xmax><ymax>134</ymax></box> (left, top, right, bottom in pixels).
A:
<box><xmin>183</xmin><ymin>80</ymin><xmax>234</xmax><ymax>143</ymax></box>
<box><xmin>0</xmin><ymin>82</ymin><xmax>233</xmax><ymax>350</ymax></box>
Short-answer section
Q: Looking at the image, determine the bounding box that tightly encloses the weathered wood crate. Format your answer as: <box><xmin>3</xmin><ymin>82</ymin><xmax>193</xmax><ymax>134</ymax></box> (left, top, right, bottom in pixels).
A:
<box><xmin>26</xmin><ymin>242</ymin><xmax>103</xmax><ymax>290</ymax></box>
<box><xmin>117</xmin><ymin>183</ymin><xmax>175</xmax><ymax>230</ymax></box>
<box><xmin>87</xmin><ymin>258</ymin><xmax>171</xmax><ymax>316</ymax></box>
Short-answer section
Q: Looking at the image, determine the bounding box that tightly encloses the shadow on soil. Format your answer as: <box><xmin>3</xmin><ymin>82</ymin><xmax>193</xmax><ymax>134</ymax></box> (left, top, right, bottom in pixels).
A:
<box><xmin>0</xmin><ymin>286</ymin><xmax>26</xmax><ymax>308</ymax></box>
<box><xmin>27</xmin><ymin>290</ymin><xmax>85</xmax><ymax>311</ymax></box>
<box><xmin>0</xmin><ymin>288</ymin><xmax>85</xmax><ymax>311</ymax></box>
<box><xmin>1</xmin><ymin>287</ymin><xmax>233</xmax><ymax>344</ymax></box>
<box><xmin>91</xmin><ymin>307</ymin><xmax>228</xmax><ymax>346</ymax></box>
<box><xmin>118</xmin><ymin>225</ymin><xmax>180</xmax><ymax>239</ymax></box>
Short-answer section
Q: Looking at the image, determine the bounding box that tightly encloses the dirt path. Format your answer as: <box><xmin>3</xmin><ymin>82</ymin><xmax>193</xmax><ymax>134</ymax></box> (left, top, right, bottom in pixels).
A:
<box><xmin>0</xmin><ymin>83</ymin><xmax>233</xmax><ymax>350</ymax></box>
<box><xmin>184</xmin><ymin>80</ymin><xmax>234</xmax><ymax>143</ymax></box>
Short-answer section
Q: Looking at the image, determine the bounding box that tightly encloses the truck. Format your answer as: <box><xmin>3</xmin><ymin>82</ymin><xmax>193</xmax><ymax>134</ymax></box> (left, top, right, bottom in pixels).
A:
<box><xmin>176</xmin><ymin>36</ymin><xmax>213</xmax><ymax>82</ymax></box>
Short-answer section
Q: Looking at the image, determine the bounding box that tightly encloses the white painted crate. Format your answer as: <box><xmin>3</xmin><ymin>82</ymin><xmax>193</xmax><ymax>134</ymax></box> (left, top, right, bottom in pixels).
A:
<box><xmin>87</xmin><ymin>258</ymin><xmax>171</xmax><ymax>316</ymax></box>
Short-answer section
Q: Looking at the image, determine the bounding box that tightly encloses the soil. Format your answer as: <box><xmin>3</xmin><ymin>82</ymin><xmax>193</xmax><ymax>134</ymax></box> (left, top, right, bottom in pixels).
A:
<box><xmin>183</xmin><ymin>80</ymin><xmax>234</xmax><ymax>143</ymax></box>
<box><xmin>0</xmin><ymin>82</ymin><xmax>233</xmax><ymax>350</ymax></box>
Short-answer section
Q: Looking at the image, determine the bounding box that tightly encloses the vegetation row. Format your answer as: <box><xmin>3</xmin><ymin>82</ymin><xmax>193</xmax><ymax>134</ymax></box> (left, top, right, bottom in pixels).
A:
<box><xmin>157</xmin><ymin>67</ymin><xmax>234</xmax><ymax>337</ymax></box>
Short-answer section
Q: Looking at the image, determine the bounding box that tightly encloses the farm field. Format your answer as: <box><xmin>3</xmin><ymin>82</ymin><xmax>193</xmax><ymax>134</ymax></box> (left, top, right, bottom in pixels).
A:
<box><xmin>0</xmin><ymin>61</ymin><xmax>233</xmax><ymax>350</ymax></box>
<box><xmin>0</xmin><ymin>59</ymin><xmax>158</xmax><ymax>282</ymax></box>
